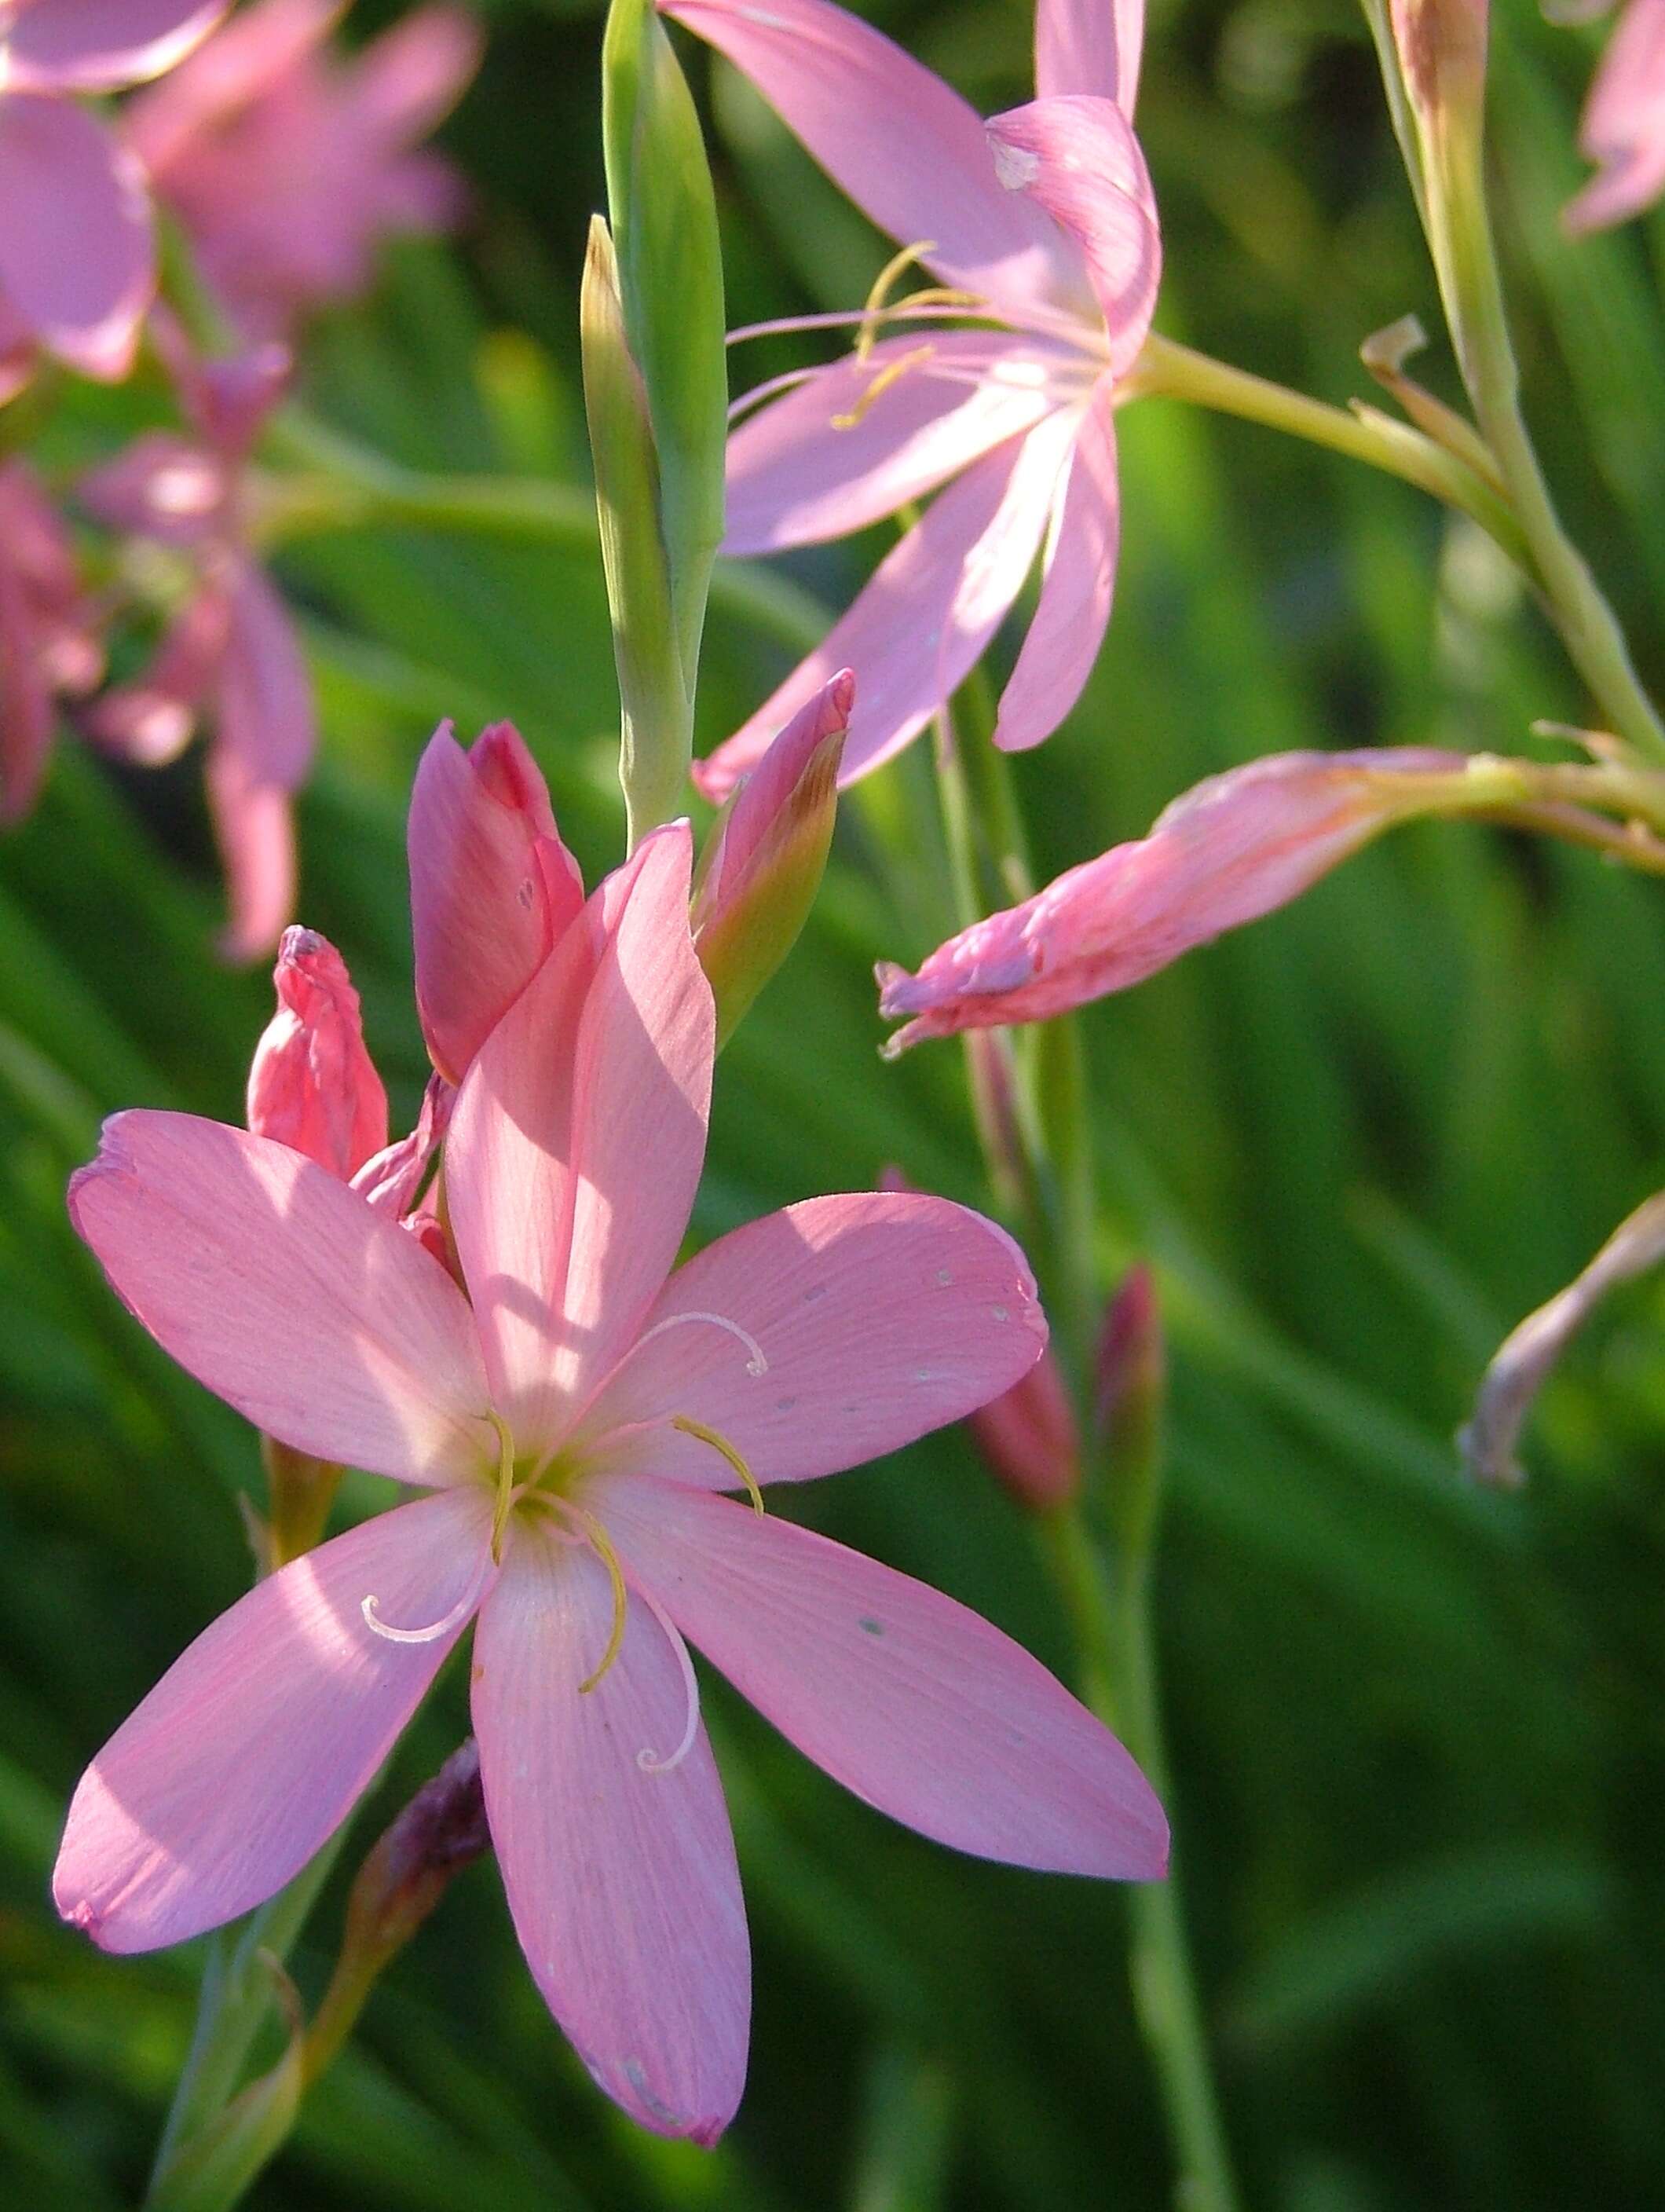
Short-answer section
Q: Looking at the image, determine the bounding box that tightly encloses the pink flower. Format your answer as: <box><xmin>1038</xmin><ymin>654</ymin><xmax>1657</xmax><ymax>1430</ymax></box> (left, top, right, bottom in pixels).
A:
<box><xmin>126</xmin><ymin>0</ymin><xmax>481</xmax><ymax>341</ymax></box>
<box><xmin>0</xmin><ymin>459</ymin><xmax>104</xmax><ymax>822</ymax></box>
<box><xmin>55</xmin><ymin>822</ymin><xmax>1166</xmax><ymax>2143</ymax></box>
<box><xmin>0</xmin><ymin>0</ymin><xmax>229</xmax><ymax>380</ymax></box>
<box><xmin>81</xmin><ymin>323</ymin><xmax>312</xmax><ymax>960</ymax></box>
<box><xmin>879</xmin><ymin>748</ymin><xmax>1466</xmax><ymax>1047</ymax></box>
<box><xmin>1565</xmin><ymin>0</ymin><xmax>1665</xmax><ymax>232</ymax></box>
<box><xmin>407</xmin><ymin>716</ymin><xmax>584</xmax><ymax>1086</ymax></box>
<box><xmin>662</xmin><ymin>0</ymin><xmax>1159</xmax><ymax>796</ymax></box>
<box><xmin>247</xmin><ymin>926</ymin><xmax>390</xmax><ymax>1179</ymax></box>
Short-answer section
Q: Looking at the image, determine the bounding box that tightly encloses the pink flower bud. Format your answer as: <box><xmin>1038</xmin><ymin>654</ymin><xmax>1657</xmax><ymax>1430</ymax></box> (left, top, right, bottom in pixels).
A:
<box><xmin>879</xmin><ymin>749</ymin><xmax>1466</xmax><ymax>1050</ymax></box>
<box><xmin>247</xmin><ymin>925</ymin><xmax>388</xmax><ymax>1178</ymax></box>
<box><xmin>408</xmin><ymin>718</ymin><xmax>584</xmax><ymax>1082</ymax></box>
<box><xmin>970</xmin><ymin>1346</ymin><xmax>1081</xmax><ymax>1511</ymax></box>
<box><xmin>1096</xmin><ymin>1263</ymin><xmax>1165</xmax><ymax>1551</ymax></box>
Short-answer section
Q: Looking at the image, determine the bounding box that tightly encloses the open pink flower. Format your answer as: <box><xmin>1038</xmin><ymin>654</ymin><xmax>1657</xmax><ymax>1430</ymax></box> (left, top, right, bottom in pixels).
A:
<box><xmin>56</xmin><ymin>820</ymin><xmax>1166</xmax><ymax>2142</ymax></box>
<box><xmin>0</xmin><ymin>0</ymin><xmax>229</xmax><ymax>381</ymax></box>
<box><xmin>1565</xmin><ymin>0</ymin><xmax>1665</xmax><ymax>232</ymax></box>
<box><xmin>81</xmin><ymin>324</ymin><xmax>312</xmax><ymax>960</ymax></box>
<box><xmin>0</xmin><ymin>460</ymin><xmax>104</xmax><ymax>822</ymax></box>
<box><xmin>879</xmin><ymin>748</ymin><xmax>1466</xmax><ymax>1048</ymax></box>
<box><xmin>662</xmin><ymin>0</ymin><xmax>1158</xmax><ymax>794</ymax></box>
<box><xmin>126</xmin><ymin>0</ymin><xmax>481</xmax><ymax>340</ymax></box>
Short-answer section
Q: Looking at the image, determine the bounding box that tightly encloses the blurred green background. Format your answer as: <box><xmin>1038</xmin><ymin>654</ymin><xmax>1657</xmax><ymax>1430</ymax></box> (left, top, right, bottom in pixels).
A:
<box><xmin>4</xmin><ymin>0</ymin><xmax>1665</xmax><ymax>2204</ymax></box>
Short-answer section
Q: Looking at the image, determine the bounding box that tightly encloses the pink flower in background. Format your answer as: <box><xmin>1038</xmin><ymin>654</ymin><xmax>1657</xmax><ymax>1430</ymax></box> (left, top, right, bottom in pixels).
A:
<box><xmin>661</xmin><ymin>0</ymin><xmax>1159</xmax><ymax>795</ymax></box>
<box><xmin>126</xmin><ymin>0</ymin><xmax>482</xmax><ymax>340</ymax></box>
<box><xmin>247</xmin><ymin>925</ymin><xmax>390</xmax><ymax>1178</ymax></box>
<box><xmin>80</xmin><ymin>323</ymin><xmax>313</xmax><ymax>961</ymax></box>
<box><xmin>879</xmin><ymin>749</ymin><xmax>1466</xmax><ymax>1048</ymax></box>
<box><xmin>0</xmin><ymin>460</ymin><xmax>104</xmax><ymax>822</ymax></box>
<box><xmin>1565</xmin><ymin>0</ymin><xmax>1665</xmax><ymax>232</ymax></box>
<box><xmin>0</xmin><ymin>0</ymin><xmax>229</xmax><ymax>382</ymax></box>
<box><xmin>57</xmin><ymin>821</ymin><xmax>1166</xmax><ymax>2144</ymax></box>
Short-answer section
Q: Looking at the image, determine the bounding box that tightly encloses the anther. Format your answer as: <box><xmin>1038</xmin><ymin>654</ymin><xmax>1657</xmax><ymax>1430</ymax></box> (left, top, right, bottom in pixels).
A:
<box><xmin>854</xmin><ymin>240</ymin><xmax>939</xmax><ymax>361</ymax></box>
<box><xmin>832</xmin><ymin>342</ymin><xmax>938</xmax><ymax>430</ymax></box>
<box><xmin>670</xmin><ymin>1415</ymin><xmax>765</xmax><ymax>1514</ymax></box>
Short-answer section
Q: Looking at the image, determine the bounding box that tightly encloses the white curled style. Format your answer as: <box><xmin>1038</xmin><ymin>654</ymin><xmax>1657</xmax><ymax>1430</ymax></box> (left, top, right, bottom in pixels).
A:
<box><xmin>630</xmin><ymin>1308</ymin><xmax>769</xmax><ymax>1379</ymax></box>
<box><xmin>361</xmin><ymin>1550</ymin><xmax>493</xmax><ymax>1646</ymax></box>
<box><xmin>634</xmin><ymin>1585</ymin><xmax>702</xmax><ymax>1776</ymax></box>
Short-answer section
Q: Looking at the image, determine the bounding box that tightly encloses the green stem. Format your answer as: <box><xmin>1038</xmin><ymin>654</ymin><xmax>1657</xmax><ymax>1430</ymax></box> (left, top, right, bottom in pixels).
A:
<box><xmin>1129</xmin><ymin>332</ymin><xmax>1531</xmax><ymax>568</ymax></box>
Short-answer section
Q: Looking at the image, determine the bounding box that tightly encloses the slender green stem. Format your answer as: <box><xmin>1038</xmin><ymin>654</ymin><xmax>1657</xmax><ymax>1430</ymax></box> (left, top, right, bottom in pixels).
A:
<box><xmin>1129</xmin><ymin>332</ymin><xmax>1531</xmax><ymax>568</ymax></box>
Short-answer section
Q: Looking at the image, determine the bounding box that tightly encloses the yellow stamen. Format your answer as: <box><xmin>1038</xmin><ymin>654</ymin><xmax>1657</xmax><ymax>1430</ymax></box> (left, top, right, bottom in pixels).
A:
<box><xmin>854</xmin><ymin>240</ymin><xmax>939</xmax><ymax>361</ymax></box>
<box><xmin>488</xmin><ymin>1413</ymin><xmax>516</xmax><ymax>1563</ymax></box>
<box><xmin>671</xmin><ymin>1415</ymin><xmax>765</xmax><ymax>1514</ymax></box>
<box><xmin>569</xmin><ymin>1508</ymin><xmax>631</xmax><ymax>1693</ymax></box>
<box><xmin>832</xmin><ymin>342</ymin><xmax>938</xmax><ymax>430</ymax></box>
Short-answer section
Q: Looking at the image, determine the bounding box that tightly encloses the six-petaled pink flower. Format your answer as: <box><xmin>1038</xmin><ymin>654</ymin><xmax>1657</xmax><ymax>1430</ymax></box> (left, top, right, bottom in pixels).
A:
<box><xmin>55</xmin><ymin>817</ymin><xmax>1167</xmax><ymax>2144</ymax></box>
<box><xmin>0</xmin><ymin>0</ymin><xmax>229</xmax><ymax>385</ymax></box>
<box><xmin>126</xmin><ymin>0</ymin><xmax>482</xmax><ymax>341</ymax></box>
<box><xmin>879</xmin><ymin>749</ymin><xmax>1466</xmax><ymax>1048</ymax></box>
<box><xmin>79</xmin><ymin>319</ymin><xmax>312</xmax><ymax>961</ymax></box>
<box><xmin>1565</xmin><ymin>0</ymin><xmax>1665</xmax><ymax>232</ymax></box>
<box><xmin>662</xmin><ymin>0</ymin><xmax>1158</xmax><ymax>795</ymax></box>
<box><xmin>0</xmin><ymin>459</ymin><xmax>104</xmax><ymax>822</ymax></box>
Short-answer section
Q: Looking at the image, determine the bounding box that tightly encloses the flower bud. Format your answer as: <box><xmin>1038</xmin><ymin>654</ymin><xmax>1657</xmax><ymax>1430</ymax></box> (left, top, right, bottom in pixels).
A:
<box><xmin>691</xmin><ymin>671</ymin><xmax>851</xmax><ymax>1046</ymax></box>
<box><xmin>1095</xmin><ymin>1263</ymin><xmax>1165</xmax><ymax>1555</ymax></box>
<box><xmin>408</xmin><ymin>718</ymin><xmax>584</xmax><ymax>1082</ymax></box>
<box><xmin>247</xmin><ymin>926</ymin><xmax>388</xmax><ymax>1178</ymax></box>
<box><xmin>1390</xmin><ymin>0</ymin><xmax>1488</xmax><ymax>137</ymax></box>
<box><xmin>970</xmin><ymin>1346</ymin><xmax>1081</xmax><ymax>1512</ymax></box>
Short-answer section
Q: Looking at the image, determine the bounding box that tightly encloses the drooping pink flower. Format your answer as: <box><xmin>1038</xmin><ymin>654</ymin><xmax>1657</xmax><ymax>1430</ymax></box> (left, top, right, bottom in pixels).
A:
<box><xmin>662</xmin><ymin>0</ymin><xmax>1159</xmax><ymax>795</ymax></box>
<box><xmin>80</xmin><ymin>323</ymin><xmax>313</xmax><ymax>960</ymax></box>
<box><xmin>247</xmin><ymin>925</ymin><xmax>390</xmax><ymax>1179</ymax></box>
<box><xmin>407</xmin><ymin>716</ymin><xmax>584</xmax><ymax>1086</ymax></box>
<box><xmin>1565</xmin><ymin>0</ymin><xmax>1665</xmax><ymax>232</ymax></box>
<box><xmin>126</xmin><ymin>0</ymin><xmax>482</xmax><ymax>341</ymax></box>
<box><xmin>0</xmin><ymin>460</ymin><xmax>104</xmax><ymax>822</ymax></box>
<box><xmin>56</xmin><ymin>821</ymin><xmax>1166</xmax><ymax>2144</ymax></box>
<box><xmin>878</xmin><ymin>748</ymin><xmax>1466</xmax><ymax>1048</ymax></box>
<box><xmin>0</xmin><ymin>0</ymin><xmax>229</xmax><ymax>381</ymax></box>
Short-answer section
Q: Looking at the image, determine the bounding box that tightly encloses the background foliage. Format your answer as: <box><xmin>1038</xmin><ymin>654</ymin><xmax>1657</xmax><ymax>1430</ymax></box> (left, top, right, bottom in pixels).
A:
<box><xmin>4</xmin><ymin>0</ymin><xmax>1664</xmax><ymax>2203</ymax></box>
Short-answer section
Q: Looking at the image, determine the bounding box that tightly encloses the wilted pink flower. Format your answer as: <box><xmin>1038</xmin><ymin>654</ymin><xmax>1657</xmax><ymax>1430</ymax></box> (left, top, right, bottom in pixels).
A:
<box><xmin>1565</xmin><ymin>0</ymin><xmax>1665</xmax><ymax>232</ymax></box>
<box><xmin>0</xmin><ymin>460</ymin><xmax>104</xmax><ymax>822</ymax></box>
<box><xmin>127</xmin><ymin>0</ymin><xmax>481</xmax><ymax>340</ymax></box>
<box><xmin>247</xmin><ymin>925</ymin><xmax>390</xmax><ymax>1179</ymax></box>
<box><xmin>879</xmin><ymin>748</ymin><xmax>1466</xmax><ymax>1048</ymax></box>
<box><xmin>57</xmin><ymin>822</ymin><xmax>1166</xmax><ymax>2143</ymax></box>
<box><xmin>407</xmin><ymin>716</ymin><xmax>584</xmax><ymax>1086</ymax></box>
<box><xmin>0</xmin><ymin>0</ymin><xmax>229</xmax><ymax>381</ymax></box>
<box><xmin>81</xmin><ymin>324</ymin><xmax>312</xmax><ymax>960</ymax></box>
<box><xmin>664</xmin><ymin>0</ymin><xmax>1159</xmax><ymax>795</ymax></box>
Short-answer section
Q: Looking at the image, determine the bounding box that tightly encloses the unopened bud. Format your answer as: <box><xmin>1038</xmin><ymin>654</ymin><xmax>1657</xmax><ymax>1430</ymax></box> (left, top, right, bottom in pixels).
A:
<box><xmin>970</xmin><ymin>1346</ymin><xmax>1081</xmax><ymax>1511</ymax></box>
<box><xmin>247</xmin><ymin>927</ymin><xmax>388</xmax><ymax>1180</ymax></box>
<box><xmin>1095</xmin><ymin>1264</ymin><xmax>1166</xmax><ymax>1555</ymax></box>
<box><xmin>691</xmin><ymin>671</ymin><xmax>851</xmax><ymax>1046</ymax></box>
<box><xmin>1390</xmin><ymin>0</ymin><xmax>1488</xmax><ymax>134</ymax></box>
<box><xmin>408</xmin><ymin>719</ymin><xmax>583</xmax><ymax>1082</ymax></box>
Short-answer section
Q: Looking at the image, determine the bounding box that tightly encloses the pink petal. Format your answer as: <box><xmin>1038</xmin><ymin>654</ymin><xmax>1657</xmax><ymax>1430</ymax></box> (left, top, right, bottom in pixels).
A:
<box><xmin>725</xmin><ymin>331</ymin><xmax>1071</xmax><ymax>556</ymax></box>
<box><xmin>218</xmin><ymin>557</ymin><xmax>316</xmax><ymax>789</ymax></box>
<box><xmin>968</xmin><ymin>1342</ymin><xmax>1081</xmax><ymax>1510</ymax></box>
<box><xmin>123</xmin><ymin>0</ymin><xmax>337</xmax><ymax>178</ymax></box>
<box><xmin>54</xmin><ymin>1486</ymin><xmax>494</xmax><ymax>1953</ymax></box>
<box><xmin>205</xmin><ymin>742</ymin><xmax>297</xmax><ymax>961</ymax></box>
<box><xmin>991</xmin><ymin>369</ymin><xmax>1119</xmax><ymax>753</ymax></box>
<box><xmin>349</xmin><ymin>4</ymin><xmax>483</xmax><ymax>140</ymax></box>
<box><xmin>247</xmin><ymin>926</ymin><xmax>390</xmax><ymax>1178</ymax></box>
<box><xmin>407</xmin><ymin>718</ymin><xmax>583</xmax><ymax>1084</ymax></box>
<box><xmin>695</xmin><ymin>410</ymin><xmax>1076</xmax><ymax>800</ymax></box>
<box><xmin>2</xmin><ymin>0</ymin><xmax>229</xmax><ymax>92</ymax></box>
<box><xmin>660</xmin><ymin>0</ymin><xmax>1087</xmax><ymax>325</ymax></box>
<box><xmin>78</xmin><ymin>431</ymin><xmax>229</xmax><ymax>547</ymax></box>
<box><xmin>1035</xmin><ymin>0</ymin><xmax>1144</xmax><ymax>115</ymax></box>
<box><xmin>1566</xmin><ymin>0</ymin><xmax>1665</xmax><ymax>232</ymax></box>
<box><xmin>83</xmin><ymin>583</ymin><xmax>229</xmax><ymax>767</ymax></box>
<box><xmin>986</xmin><ymin>96</ymin><xmax>1160</xmax><ymax>376</ymax></box>
<box><xmin>68</xmin><ymin>1109</ymin><xmax>493</xmax><ymax>1482</ymax></box>
<box><xmin>572</xmin><ymin>1191</ymin><xmax>1045</xmax><ymax>1488</ymax></box>
<box><xmin>473</xmin><ymin>1520</ymin><xmax>748</xmax><ymax>2143</ymax></box>
<box><xmin>0</xmin><ymin>92</ymin><xmax>152</xmax><ymax>380</ymax></box>
<box><xmin>602</xmin><ymin>1478</ymin><xmax>1169</xmax><ymax>1877</ymax></box>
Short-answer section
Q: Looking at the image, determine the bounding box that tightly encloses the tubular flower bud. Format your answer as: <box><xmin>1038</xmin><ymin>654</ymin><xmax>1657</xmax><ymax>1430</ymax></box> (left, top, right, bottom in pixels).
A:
<box><xmin>247</xmin><ymin>926</ymin><xmax>388</xmax><ymax>1180</ymax></box>
<box><xmin>1389</xmin><ymin>0</ymin><xmax>1488</xmax><ymax>135</ymax></box>
<box><xmin>690</xmin><ymin>671</ymin><xmax>851</xmax><ymax>1046</ymax></box>
<box><xmin>408</xmin><ymin>718</ymin><xmax>584</xmax><ymax>1083</ymax></box>
<box><xmin>971</xmin><ymin>1346</ymin><xmax>1081</xmax><ymax>1511</ymax></box>
<box><xmin>1095</xmin><ymin>1262</ymin><xmax>1165</xmax><ymax>1553</ymax></box>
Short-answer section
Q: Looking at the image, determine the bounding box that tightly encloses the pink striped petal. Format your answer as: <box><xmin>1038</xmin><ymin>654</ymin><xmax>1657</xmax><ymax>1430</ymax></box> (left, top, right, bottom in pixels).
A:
<box><xmin>205</xmin><ymin>742</ymin><xmax>297</xmax><ymax>961</ymax></box>
<box><xmin>986</xmin><ymin>97</ymin><xmax>1160</xmax><ymax>376</ymax></box>
<box><xmin>661</xmin><ymin>0</ymin><xmax>1086</xmax><ymax>324</ymax></box>
<box><xmin>992</xmin><ymin>370</ymin><xmax>1119</xmax><ymax>753</ymax></box>
<box><xmin>725</xmin><ymin>331</ymin><xmax>1070</xmax><ymax>555</ymax></box>
<box><xmin>68</xmin><ymin>1110</ymin><xmax>492</xmax><ymax>1482</ymax></box>
<box><xmin>603</xmin><ymin>1478</ymin><xmax>1169</xmax><ymax>1877</ymax></box>
<box><xmin>473</xmin><ymin>1522</ymin><xmax>748</xmax><ymax>2143</ymax></box>
<box><xmin>0</xmin><ymin>93</ymin><xmax>151</xmax><ymax>380</ymax></box>
<box><xmin>2</xmin><ymin>0</ymin><xmax>229</xmax><ymax>92</ymax></box>
<box><xmin>54</xmin><ymin>1486</ymin><xmax>494</xmax><ymax>1953</ymax></box>
<box><xmin>696</xmin><ymin>411</ymin><xmax>1075</xmax><ymax>799</ymax></box>
<box><xmin>572</xmin><ymin>1191</ymin><xmax>1045</xmax><ymax>1487</ymax></box>
<box><xmin>1035</xmin><ymin>0</ymin><xmax>1144</xmax><ymax>115</ymax></box>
